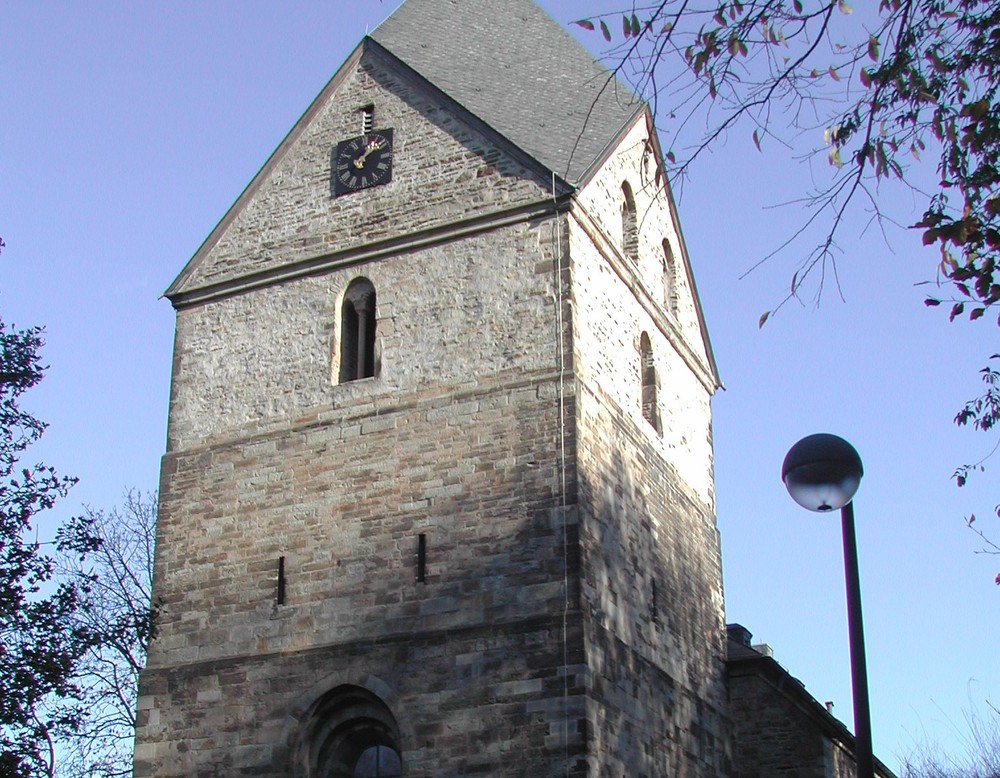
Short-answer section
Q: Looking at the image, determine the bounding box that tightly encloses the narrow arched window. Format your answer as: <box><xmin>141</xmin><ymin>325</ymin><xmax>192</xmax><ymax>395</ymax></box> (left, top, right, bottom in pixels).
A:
<box><xmin>662</xmin><ymin>239</ymin><xmax>678</xmax><ymax>317</ymax></box>
<box><xmin>339</xmin><ymin>278</ymin><xmax>377</xmax><ymax>383</ymax></box>
<box><xmin>621</xmin><ymin>182</ymin><xmax>638</xmax><ymax>262</ymax></box>
<box><xmin>640</xmin><ymin>332</ymin><xmax>659</xmax><ymax>433</ymax></box>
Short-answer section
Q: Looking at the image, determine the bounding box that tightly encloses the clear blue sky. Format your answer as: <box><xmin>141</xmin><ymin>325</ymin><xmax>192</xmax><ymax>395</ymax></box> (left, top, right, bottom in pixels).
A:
<box><xmin>2</xmin><ymin>2</ymin><xmax>996</xmax><ymax>772</ymax></box>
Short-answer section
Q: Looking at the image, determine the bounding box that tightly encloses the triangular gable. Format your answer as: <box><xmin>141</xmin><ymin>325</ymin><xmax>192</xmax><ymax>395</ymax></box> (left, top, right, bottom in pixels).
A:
<box><xmin>641</xmin><ymin>111</ymin><xmax>722</xmax><ymax>390</ymax></box>
<box><xmin>164</xmin><ymin>41</ymin><xmax>366</xmax><ymax>302</ymax></box>
<box><xmin>574</xmin><ymin>107</ymin><xmax>721</xmax><ymax>390</ymax></box>
<box><xmin>165</xmin><ymin>39</ymin><xmax>574</xmax><ymax>305</ymax></box>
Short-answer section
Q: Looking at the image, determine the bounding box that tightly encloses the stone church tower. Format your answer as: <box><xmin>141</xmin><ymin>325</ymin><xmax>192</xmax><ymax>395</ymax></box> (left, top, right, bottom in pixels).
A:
<box><xmin>134</xmin><ymin>0</ymin><xmax>728</xmax><ymax>775</ymax></box>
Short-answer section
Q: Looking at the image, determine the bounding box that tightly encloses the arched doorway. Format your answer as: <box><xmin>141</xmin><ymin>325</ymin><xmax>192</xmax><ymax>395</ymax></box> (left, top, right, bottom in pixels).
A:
<box><xmin>291</xmin><ymin>685</ymin><xmax>402</xmax><ymax>777</ymax></box>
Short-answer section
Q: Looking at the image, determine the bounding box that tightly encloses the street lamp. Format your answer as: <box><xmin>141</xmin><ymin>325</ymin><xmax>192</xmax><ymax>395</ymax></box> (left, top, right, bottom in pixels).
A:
<box><xmin>782</xmin><ymin>433</ymin><xmax>874</xmax><ymax>778</ymax></box>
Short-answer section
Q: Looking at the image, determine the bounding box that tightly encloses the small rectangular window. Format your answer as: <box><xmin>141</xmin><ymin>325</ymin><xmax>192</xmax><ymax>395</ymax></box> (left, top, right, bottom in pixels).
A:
<box><xmin>361</xmin><ymin>104</ymin><xmax>374</xmax><ymax>134</ymax></box>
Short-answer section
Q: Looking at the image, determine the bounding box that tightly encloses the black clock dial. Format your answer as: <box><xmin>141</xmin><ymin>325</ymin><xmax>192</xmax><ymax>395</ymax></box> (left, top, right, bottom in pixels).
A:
<box><xmin>334</xmin><ymin>129</ymin><xmax>393</xmax><ymax>195</ymax></box>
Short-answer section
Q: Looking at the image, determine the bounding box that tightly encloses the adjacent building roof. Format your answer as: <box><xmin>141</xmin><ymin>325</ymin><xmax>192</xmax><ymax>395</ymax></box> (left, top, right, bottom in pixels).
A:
<box><xmin>370</xmin><ymin>0</ymin><xmax>644</xmax><ymax>186</ymax></box>
<box><xmin>726</xmin><ymin>625</ymin><xmax>898</xmax><ymax>778</ymax></box>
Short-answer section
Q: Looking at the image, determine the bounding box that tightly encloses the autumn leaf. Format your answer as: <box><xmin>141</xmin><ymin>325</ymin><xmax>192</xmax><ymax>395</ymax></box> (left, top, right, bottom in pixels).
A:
<box><xmin>600</xmin><ymin>19</ymin><xmax>611</xmax><ymax>41</ymax></box>
<box><xmin>572</xmin><ymin>19</ymin><xmax>595</xmax><ymax>31</ymax></box>
<box><xmin>753</xmin><ymin>129</ymin><xmax>761</xmax><ymax>151</ymax></box>
<box><xmin>868</xmin><ymin>34</ymin><xmax>880</xmax><ymax>61</ymax></box>
<box><xmin>829</xmin><ymin>65</ymin><xmax>841</xmax><ymax>81</ymax></box>
<box><xmin>758</xmin><ymin>311</ymin><xmax>770</xmax><ymax>328</ymax></box>
<box><xmin>965</xmin><ymin>99</ymin><xmax>990</xmax><ymax>120</ymax></box>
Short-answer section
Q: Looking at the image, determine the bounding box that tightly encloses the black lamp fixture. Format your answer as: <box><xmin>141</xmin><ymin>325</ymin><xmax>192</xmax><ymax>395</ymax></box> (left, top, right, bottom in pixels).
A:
<box><xmin>782</xmin><ymin>433</ymin><xmax>874</xmax><ymax>778</ymax></box>
<box><xmin>782</xmin><ymin>432</ymin><xmax>863</xmax><ymax>512</ymax></box>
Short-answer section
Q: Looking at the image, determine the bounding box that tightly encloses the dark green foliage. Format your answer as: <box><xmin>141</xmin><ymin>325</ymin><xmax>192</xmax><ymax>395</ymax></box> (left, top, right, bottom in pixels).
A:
<box><xmin>0</xmin><ymin>311</ymin><xmax>98</xmax><ymax>777</ymax></box>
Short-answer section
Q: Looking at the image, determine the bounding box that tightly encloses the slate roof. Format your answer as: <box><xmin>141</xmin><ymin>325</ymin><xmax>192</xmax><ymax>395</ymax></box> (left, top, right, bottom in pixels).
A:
<box><xmin>370</xmin><ymin>0</ymin><xmax>644</xmax><ymax>186</ymax></box>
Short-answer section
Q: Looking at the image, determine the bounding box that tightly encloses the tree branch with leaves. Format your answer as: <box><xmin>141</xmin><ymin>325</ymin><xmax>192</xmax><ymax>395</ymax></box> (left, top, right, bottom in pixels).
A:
<box><xmin>573</xmin><ymin>0</ymin><xmax>1000</xmax><ymax>581</ymax></box>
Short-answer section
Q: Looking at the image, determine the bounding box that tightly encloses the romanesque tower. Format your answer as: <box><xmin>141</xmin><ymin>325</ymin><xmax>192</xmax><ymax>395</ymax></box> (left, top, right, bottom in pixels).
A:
<box><xmin>134</xmin><ymin>1</ymin><xmax>728</xmax><ymax>774</ymax></box>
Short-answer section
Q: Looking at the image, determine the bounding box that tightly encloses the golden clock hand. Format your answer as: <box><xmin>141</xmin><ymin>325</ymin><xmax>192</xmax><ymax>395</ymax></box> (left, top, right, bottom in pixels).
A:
<box><xmin>352</xmin><ymin>138</ymin><xmax>385</xmax><ymax>169</ymax></box>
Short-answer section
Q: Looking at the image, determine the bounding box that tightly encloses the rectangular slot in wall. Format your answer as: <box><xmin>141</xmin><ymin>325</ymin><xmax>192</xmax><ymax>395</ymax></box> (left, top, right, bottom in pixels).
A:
<box><xmin>417</xmin><ymin>534</ymin><xmax>427</xmax><ymax>583</ymax></box>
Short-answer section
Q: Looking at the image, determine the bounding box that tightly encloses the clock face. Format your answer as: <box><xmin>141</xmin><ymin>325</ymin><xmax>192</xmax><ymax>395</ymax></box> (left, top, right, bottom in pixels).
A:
<box><xmin>334</xmin><ymin>129</ymin><xmax>393</xmax><ymax>195</ymax></box>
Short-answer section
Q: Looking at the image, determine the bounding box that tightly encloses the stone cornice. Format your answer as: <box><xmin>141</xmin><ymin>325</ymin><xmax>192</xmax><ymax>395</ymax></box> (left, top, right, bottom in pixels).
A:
<box><xmin>167</xmin><ymin>194</ymin><xmax>573</xmax><ymax>309</ymax></box>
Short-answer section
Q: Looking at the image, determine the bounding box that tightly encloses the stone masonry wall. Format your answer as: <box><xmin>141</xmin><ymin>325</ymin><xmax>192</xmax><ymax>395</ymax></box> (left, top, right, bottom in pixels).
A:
<box><xmin>728</xmin><ymin>667</ymin><xmax>898</xmax><ymax>778</ymax></box>
<box><xmin>729</xmin><ymin>668</ymin><xmax>830</xmax><ymax>777</ymax></box>
<box><xmin>574</xmin><ymin>384</ymin><xmax>730</xmax><ymax>777</ymax></box>
<box><xmin>167</xmin><ymin>221</ymin><xmax>562</xmax><ymax>450</ymax></box>
<box><xmin>570</xmin><ymin>119</ymin><xmax>716</xmax><ymax>506</ymax></box>
<box><xmin>568</xmin><ymin>113</ymin><xmax>729</xmax><ymax>775</ymax></box>
<box><xmin>150</xmin><ymin>370</ymin><xmax>573</xmax><ymax>668</ymax></box>
<box><xmin>136</xmin><ymin>617</ymin><xmax>587</xmax><ymax>776</ymax></box>
<box><xmin>139</xmin><ymin>201</ymin><xmax>583</xmax><ymax>773</ymax></box>
<box><xmin>574</xmin><ymin>118</ymin><xmax>707</xmax><ymax>359</ymax></box>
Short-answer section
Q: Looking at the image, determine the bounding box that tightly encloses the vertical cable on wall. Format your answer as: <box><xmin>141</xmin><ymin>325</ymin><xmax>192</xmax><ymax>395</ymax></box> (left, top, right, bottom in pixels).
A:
<box><xmin>553</xmin><ymin>172</ymin><xmax>571</xmax><ymax>777</ymax></box>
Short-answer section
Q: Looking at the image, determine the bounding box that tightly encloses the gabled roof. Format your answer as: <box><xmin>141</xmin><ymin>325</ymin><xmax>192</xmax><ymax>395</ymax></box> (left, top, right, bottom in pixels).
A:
<box><xmin>370</xmin><ymin>0</ymin><xmax>644</xmax><ymax>186</ymax></box>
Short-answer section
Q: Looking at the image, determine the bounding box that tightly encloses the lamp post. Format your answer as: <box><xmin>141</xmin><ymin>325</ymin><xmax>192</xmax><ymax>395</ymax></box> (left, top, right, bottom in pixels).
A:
<box><xmin>781</xmin><ymin>433</ymin><xmax>874</xmax><ymax>778</ymax></box>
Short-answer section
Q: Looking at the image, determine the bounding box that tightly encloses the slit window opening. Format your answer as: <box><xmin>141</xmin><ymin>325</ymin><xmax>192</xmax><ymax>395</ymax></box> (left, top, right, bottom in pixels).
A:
<box><xmin>417</xmin><ymin>534</ymin><xmax>427</xmax><ymax>583</ymax></box>
<box><xmin>621</xmin><ymin>181</ymin><xmax>638</xmax><ymax>262</ymax></box>
<box><xmin>640</xmin><ymin>332</ymin><xmax>660</xmax><ymax>433</ymax></box>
